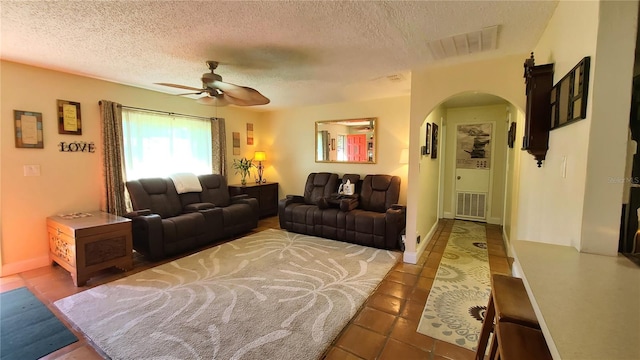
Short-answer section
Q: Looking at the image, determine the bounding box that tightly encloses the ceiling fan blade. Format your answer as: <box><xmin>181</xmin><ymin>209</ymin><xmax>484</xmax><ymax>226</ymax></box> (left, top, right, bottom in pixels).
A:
<box><xmin>155</xmin><ymin>83</ymin><xmax>204</xmax><ymax>92</ymax></box>
<box><xmin>176</xmin><ymin>91</ymin><xmax>205</xmax><ymax>96</ymax></box>
<box><xmin>209</xmin><ymin>80</ymin><xmax>270</xmax><ymax>105</ymax></box>
<box><xmin>219</xmin><ymin>92</ymin><xmax>264</xmax><ymax>107</ymax></box>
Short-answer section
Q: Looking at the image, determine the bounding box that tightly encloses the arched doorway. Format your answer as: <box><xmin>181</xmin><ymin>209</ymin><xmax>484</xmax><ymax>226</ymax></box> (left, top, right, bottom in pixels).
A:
<box><xmin>413</xmin><ymin>91</ymin><xmax>523</xmax><ymax>260</ymax></box>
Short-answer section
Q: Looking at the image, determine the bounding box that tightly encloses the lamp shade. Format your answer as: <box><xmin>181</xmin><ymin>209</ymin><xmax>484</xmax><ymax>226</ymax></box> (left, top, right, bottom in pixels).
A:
<box><xmin>254</xmin><ymin>151</ymin><xmax>266</xmax><ymax>162</ymax></box>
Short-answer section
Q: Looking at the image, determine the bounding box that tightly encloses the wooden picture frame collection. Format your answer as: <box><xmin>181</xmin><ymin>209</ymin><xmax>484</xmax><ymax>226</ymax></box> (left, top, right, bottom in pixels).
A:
<box><xmin>14</xmin><ymin>99</ymin><xmax>84</xmax><ymax>149</ymax></box>
<box><xmin>550</xmin><ymin>57</ymin><xmax>590</xmax><ymax>130</ymax></box>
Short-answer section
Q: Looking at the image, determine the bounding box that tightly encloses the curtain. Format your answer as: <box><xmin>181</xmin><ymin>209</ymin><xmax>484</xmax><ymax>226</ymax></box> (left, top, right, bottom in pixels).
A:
<box><xmin>318</xmin><ymin>130</ymin><xmax>330</xmax><ymax>161</ymax></box>
<box><xmin>99</xmin><ymin>100</ymin><xmax>127</xmax><ymax>216</ymax></box>
<box><xmin>122</xmin><ymin>110</ymin><xmax>212</xmax><ymax>180</ymax></box>
<box><xmin>211</xmin><ymin>117</ymin><xmax>226</xmax><ymax>176</ymax></box>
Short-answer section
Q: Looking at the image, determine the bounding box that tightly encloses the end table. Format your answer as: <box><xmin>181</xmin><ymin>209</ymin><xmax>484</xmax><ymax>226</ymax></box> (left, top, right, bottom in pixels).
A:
<box><xmin>47</xmin><ymin>211</ymin><xmax>133</xmax><ymax>286</ymax></box>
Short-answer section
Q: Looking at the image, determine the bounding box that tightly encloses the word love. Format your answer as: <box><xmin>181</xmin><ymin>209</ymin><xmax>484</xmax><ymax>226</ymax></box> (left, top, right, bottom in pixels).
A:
<box><xmin>58</xmin><ymin>141</ymin><xmax>96</xmax><ymax>153</ymax></box>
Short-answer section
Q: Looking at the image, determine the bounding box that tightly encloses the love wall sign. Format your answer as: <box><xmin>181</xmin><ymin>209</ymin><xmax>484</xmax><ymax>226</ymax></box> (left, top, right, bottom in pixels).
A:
<box><xmin>58</xmin><ymin>141</ymin><xmax>96</xmax><ymax>153</ymax></box>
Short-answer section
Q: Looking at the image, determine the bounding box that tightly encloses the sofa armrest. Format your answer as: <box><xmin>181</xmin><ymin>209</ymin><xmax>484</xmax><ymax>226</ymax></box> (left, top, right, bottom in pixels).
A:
<box><xmin>184</xmin><ymin>202</ymin><xmax>216</xmax><ymax>212</ymax></box>
<box><xmin>339</xmin><ymin>197</ymin><xmax>359</xmax><ymax>212</ymax></box>
<box><xmin>385</xmin><ymin>205</ymin><xmax>407</xmax><ymax>249</ymax></box>
<box><xmin>279</xmin><ymin>195</ymin><xmax>304</xmax><ymax>210</ymax></box>
<box><xmin>128</xmin><ymin>213</ymin><xmax>164</xmax><ymax>261</ymax></box>
<box><xmin>230</xmin><ymin>194</ymin><xmax>250</xmax><ymax>202</ymax></box>
<box><xmin>280</xmin><ymin>195</ymin><xmax>304</xmax><ymax>206</ymax></box>
<box><xmin>231</xmin><ymin>196</ymin><xmax>260</xmax><ymax>219</ymax></box>
<box><xmin>124</xmin><ymin>209</ymin><xmax>151</xmax><ymax>218</ymax></box>
<box><xmin>386</xmin><ymin>204</ymin><xmax>407</xmax><ymax>222</ymax></box>
<box><xmin>278</xmin><ymin>195</ymin><xmax>305</xmax><ymax>228</ymax></box>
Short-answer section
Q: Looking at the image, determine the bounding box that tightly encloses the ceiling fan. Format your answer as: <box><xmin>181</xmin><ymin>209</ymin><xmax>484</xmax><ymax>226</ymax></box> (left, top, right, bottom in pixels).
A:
<box><xmin>156</xmin><ymin>61</ymin><xmax>270</xmax><ymax>107</ymax></box>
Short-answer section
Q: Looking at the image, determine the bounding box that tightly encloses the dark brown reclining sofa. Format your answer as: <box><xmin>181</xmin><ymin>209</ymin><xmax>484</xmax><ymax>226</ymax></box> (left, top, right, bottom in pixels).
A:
<box><xmin>278</xmin><ymin>172</ymin><xmax>406</xmax><ymax>250</ymax></box>
<box><xmin>125</xmin><ymin>174</ymin><xmax>259</xmax><ymax>260</ymax></box>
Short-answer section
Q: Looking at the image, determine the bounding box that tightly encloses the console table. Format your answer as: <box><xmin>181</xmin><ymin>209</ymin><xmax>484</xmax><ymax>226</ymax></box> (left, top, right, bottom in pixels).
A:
<box><xmin>512</xmin><ymin>240</ymin><xmax>640</xmax><ymax>360</ymax></box>
<box><xmin>47</xmin><ymin>211</ymin><xmax>133</xmax><ymax>286</ymax></box>
<box><xmin>228</xmin><ymin>182</ymin><xmax>278</xmax><ymax>218</ymax></box>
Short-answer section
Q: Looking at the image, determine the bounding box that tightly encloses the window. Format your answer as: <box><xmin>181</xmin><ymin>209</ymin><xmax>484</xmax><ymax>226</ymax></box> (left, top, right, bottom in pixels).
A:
<box><xmin>122</xmin><ymin>109</ymin><xmax>212</xmax><ymax>180</ymax></box>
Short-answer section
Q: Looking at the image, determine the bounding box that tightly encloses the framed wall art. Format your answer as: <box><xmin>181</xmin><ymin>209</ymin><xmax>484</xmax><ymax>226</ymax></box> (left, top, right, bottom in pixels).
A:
<box><xmin>550</xmin><ymin>56</ymin><xmax>590</xmax><ymax>130</ymax></box>
<box><xmin>246</xmin><ymin>123</ymin><xmax>254</xmax><ymax>145</ymax></box>
<box><xmin>431</xmin><ymin>123</ymin><xmax>439</xmax><ymax>159</ymax></box>
<box><xmin>507</xmin><ymin>122</ymin><xmax>517</xmax><ymax>148</ymax></box>
<box><xmin>425</xmin><ymin>123</ymin><xmax>431</xmax><ymax>155</ymax></box>
<box><xmin>456</xmin><ymin>123</ymin><xmax>492</xmax><ymax>169</ymax></box>
<box><xmin>232</xmin><ymin>132</ymin><xmax>241</xmax><ymax>155</ymax></box>
<box><xmin>14</xmin><ymin>110</ymin><xmax>44</xmax><ymax>148</ymax></box>
<box><xmin>57</xmin><ymin>99</ymin><xmax>82</xmax><ymax>135</ymax></box>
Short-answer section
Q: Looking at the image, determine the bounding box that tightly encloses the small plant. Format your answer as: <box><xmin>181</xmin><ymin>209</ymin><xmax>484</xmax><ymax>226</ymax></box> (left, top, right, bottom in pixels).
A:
<box><xmin>232</xmin><ymin>157</ymin><xmax>254</xmax><ymax>185</ymax></box>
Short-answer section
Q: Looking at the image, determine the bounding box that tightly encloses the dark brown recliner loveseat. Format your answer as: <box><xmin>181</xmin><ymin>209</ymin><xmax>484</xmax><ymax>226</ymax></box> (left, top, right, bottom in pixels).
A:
<box><xmin>278</xmin><ymin>173</ymin><xmax>406</xmax><ymax>250</ymax></box>
<box><xmin>125</xmin><ymin>174</ymin><xmax>259</xmax><ymax>260</ymax></box>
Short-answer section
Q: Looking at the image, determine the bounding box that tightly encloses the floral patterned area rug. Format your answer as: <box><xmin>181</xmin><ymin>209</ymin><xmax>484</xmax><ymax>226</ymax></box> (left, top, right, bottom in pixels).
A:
<box><xmin>417</xmin><ymin>220</ymin><xmax>491</xmax><ymax>352</ymax></box>
<box><xmin>54</xmin><ymin>229</ymin><xmax>399</xmax><ymax>360</ymax></box>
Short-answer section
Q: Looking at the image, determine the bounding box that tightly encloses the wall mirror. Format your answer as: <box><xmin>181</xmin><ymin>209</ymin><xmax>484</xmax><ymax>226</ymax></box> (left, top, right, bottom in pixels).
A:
<box><xmin>315</xmin><ymin>118</ymin><xmax>377</xmax><ymax>163</ymax></box>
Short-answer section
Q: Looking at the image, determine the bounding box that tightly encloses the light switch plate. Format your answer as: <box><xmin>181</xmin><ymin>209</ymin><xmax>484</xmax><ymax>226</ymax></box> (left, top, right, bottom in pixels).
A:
<box><xmin>23</xmin><ymin>164</ymin><xmax>40</xmax><ymax>176</ymax></box>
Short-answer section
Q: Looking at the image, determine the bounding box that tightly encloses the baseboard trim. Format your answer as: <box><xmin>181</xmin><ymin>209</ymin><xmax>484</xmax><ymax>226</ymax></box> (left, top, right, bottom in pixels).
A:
<box><xmin>1</xmin><ymin>255</ymin><xmax>50</xmax><ymax>277</ymax></box>
<box><xmin>487</xmin><ymin>217</ymin><xmax>502</xmax><ymax>225</ymax></box>
<box><xmin>403</xmin><ymin>251</ymin><xmax>417</xmax><ymax>264</ymax></box>
<box><xmin>503</xmin><ymin>227</ymin><xmax>514</xmax><ymax>258</ymax></box>
<box><xmin>403</xmin><ymin>219</ymin><xmax>439</xmax><ymax>264</ymax></box>
<box><xmin>443</xmin><ymin>212</ymin><xmax>454</xmax><ymax>219</ymax></box>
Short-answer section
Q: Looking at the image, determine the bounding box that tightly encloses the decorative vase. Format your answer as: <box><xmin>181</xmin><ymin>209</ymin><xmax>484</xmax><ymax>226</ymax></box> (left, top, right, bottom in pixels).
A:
<box><xmin>241</xmin><ymin>173</ymin><xmax>247</xmax><ymax>186</ymax></box>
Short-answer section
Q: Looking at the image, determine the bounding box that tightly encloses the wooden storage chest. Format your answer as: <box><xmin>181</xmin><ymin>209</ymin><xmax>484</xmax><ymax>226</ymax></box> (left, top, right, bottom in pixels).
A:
<box><xmin>47</xmin><ymin>211</ymin><xmax>132</xmax><ymax>286</ymax></box>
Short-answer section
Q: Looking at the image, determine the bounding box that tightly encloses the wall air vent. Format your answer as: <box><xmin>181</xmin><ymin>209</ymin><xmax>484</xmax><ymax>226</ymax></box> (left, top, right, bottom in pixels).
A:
<box><xmin>427</xmin><ymin>25</ymin><xmax>499</xmax><ymax>61</ymax></box>
<box><xmin>456</xmin><ymin>192</ymin><xmax>487</xmax><ymax>220</ymax></box>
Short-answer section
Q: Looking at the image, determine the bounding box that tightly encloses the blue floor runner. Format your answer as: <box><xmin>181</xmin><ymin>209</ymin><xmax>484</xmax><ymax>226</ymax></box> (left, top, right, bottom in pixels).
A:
<box><xmin>1</xmin><ymin>287</ymin><xmax>78</xmax><ymax>360</ymax></box>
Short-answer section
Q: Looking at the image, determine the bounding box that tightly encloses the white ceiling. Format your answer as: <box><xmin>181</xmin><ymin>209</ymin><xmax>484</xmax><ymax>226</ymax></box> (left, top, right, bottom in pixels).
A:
<box><xmin>0</xmin><ymin>1</ymin><xmax>557</xmax><ymax>110</ymax></box>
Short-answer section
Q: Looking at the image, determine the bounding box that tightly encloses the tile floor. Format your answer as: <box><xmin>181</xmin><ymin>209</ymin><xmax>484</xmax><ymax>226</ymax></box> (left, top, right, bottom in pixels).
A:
<box><xmin>0</xmin><ymin>217</ymin><xmax>510</xmax><ymax>360</ymax></box>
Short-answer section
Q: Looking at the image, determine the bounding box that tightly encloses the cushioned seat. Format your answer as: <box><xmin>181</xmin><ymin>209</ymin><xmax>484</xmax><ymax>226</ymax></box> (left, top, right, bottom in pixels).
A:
<box><xmin>344</xmin><ymin>175</ymin><xmax>405</xmax><ymax>249</ymax></box>
<box><xmin>125</xmin><ymin>174</ymin><xmax>259</xmax><ymax>260</ymax></box>
<box><xmin>199</xmin><ymin>174</ymin><xmax>259</xmax><ymax>237</ymax></box>
<box><xmin>278</xmin><ymin>173</ymin><xmax>406</xmax><ymax>250</ymax></box>
<box><xmin>279</xmin><ymin>172</ymin><xmax>338</xmax><ymax>231</ymax></box>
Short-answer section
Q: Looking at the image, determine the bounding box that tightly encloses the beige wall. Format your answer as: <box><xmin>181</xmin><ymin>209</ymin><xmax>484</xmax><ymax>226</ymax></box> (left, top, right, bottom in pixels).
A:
<box><xmin>0</xmin><ymin>61</ymin><xmax>409</xmax><ymax>275</ymax></box>
<box><xmin>415</xmin><ymin>106</ymin><xmax>443</xmax><ymax>252</ymax></box>
<box><xmin>503</xmin><ymin>104</ymin><xmax>523</xmax><ymax>252</ymax></box>
<box><xmin>0</xmin><ymin>61</ymin><xmax>263</xmax><ymax>275</ymax></box>
<box><xmin>407</xmin><ymin>0</ymin><xmax>637</xmax><ymax>260</ymax></box>
<box><xmin>517</xmin><ymin>0</ymin><xmax>637</xmax><ymax>255</ymax></box>
<box><xmin>406</xmin><ymin>54</ymin><xmax>526</xmax><ymax>262</ymax></box>
<box><xmin>264</xmin><ymin>96</ymin><xmax>410</xmax><ymax>205</ymax></box>
<box><xmin>442</xmin><ymin>104</ymin><xmax>508</xmax><ymax>225</ymax></box>
<box><xmin>515</xmin><ymin>0</ymin><xmax>598</xmax><ymax>249</ymax></box>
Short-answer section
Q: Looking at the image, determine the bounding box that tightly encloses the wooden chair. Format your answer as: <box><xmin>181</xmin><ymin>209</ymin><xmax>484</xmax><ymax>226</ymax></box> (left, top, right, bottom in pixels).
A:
<box><xmin>475</xmin><ymin>274</ymin><xmax>551</xmax><ymax>360</ymax></box>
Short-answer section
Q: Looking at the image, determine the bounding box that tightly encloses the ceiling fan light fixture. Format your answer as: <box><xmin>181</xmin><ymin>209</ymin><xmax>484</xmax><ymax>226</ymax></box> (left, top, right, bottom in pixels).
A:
<box><xmin>197</xmin><ymin>95</ymin><xmax>228</xmax><ymax>107</ymax></box>
<box><xmin>202</xmin><ymin>72</ymin><xmax>223</xmax><ymax>84</ymax></box>
<box><xmin>157</xmin><ymin>60</ymin><xmax>269</xmax><ymax>106</ymax></box>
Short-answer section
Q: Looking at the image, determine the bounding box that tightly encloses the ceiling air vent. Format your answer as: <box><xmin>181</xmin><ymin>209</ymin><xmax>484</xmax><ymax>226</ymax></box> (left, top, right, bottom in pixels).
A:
<box><xmin>427</xmin><ymin>25</ymin><xmax>499</xmax><ymax>60</ymax></box>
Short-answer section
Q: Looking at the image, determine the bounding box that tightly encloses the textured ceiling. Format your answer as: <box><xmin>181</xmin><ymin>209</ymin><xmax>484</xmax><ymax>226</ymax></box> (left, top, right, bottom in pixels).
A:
<box><xmin>1</xmin><ymin>1</ymin><xmax>557</xmax><ymax>110</ymax></box>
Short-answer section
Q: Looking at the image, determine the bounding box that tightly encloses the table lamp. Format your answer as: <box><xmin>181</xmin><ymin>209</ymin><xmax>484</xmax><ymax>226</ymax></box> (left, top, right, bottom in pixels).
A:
<box><xmin>254</xmin><ymin>151</ymin><xmax>266</xmax><ymax>183</ymax></box>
